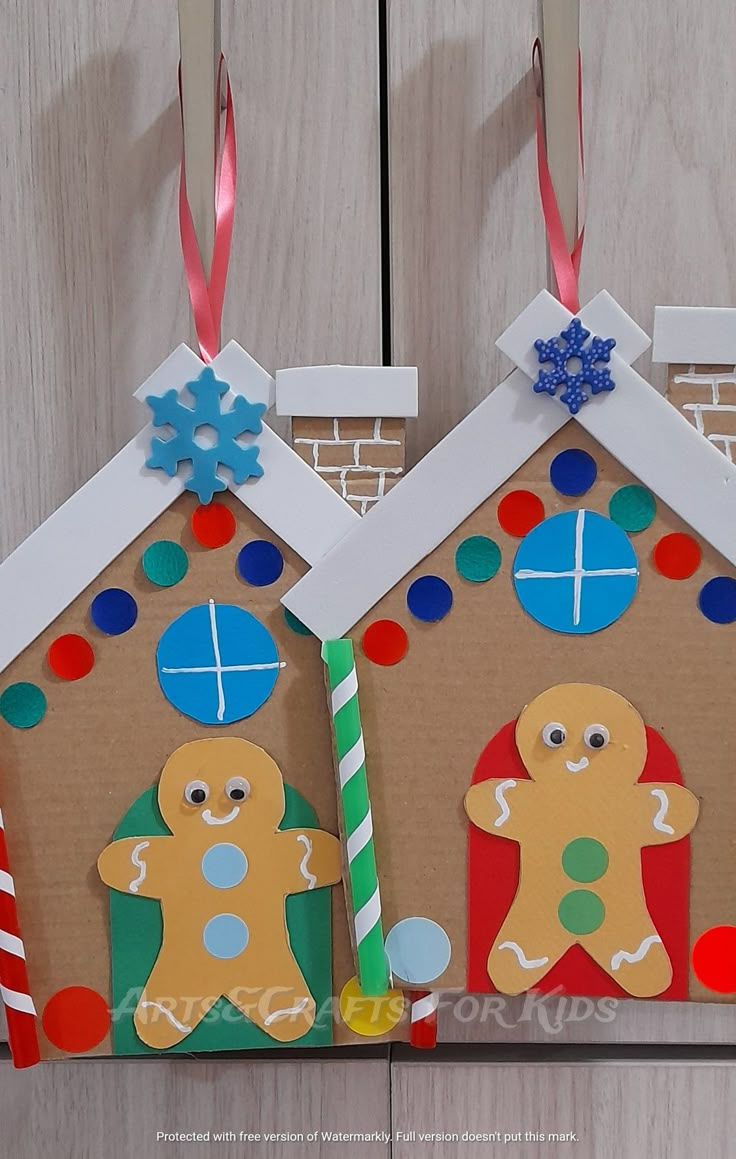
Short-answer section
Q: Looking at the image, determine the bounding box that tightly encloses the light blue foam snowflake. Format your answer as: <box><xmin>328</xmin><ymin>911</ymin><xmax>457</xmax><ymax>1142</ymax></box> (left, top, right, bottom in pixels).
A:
<box><xmin>146</xmin><ymin>367</ymin><xmax>266</xmax><ymax>504</ymax></box>
<box><xmin>533</xmin><ymin>318</ymin><xmax>617</xmax><ymax>415</ymax></box>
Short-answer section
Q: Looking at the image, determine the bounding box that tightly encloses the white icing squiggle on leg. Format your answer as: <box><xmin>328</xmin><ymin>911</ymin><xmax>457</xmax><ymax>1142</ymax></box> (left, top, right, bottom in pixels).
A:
<box><xmin>498</xmin><ymin>940</ymin><xmax>550</xmax><ymax>969</ymax></box>
<box><xmin>611</xmin><ymin>935</ymin><xmax>663</xmax><ymax>971</ymax></box>
<box><xmin>650</xmin><ymin>789</ymin><xmax>675</xmax><ymax>835</ymax></box>
<box><xmin>296</xmin><ymin>834</ymin><xmax>317</xmax><ymax>889</ymax></box>
<box><xmin>264</xmin><ymin>996</ymin><xmax>309</xmax><ymax>1025</ymax></box>
<box><xmin>129</xmin><ymin>841</ymin><xmax>150</xmax><ymax>893</ymax></box>
<box><xmin>139</xmin><ymin>1000</ymin><xmax>192</xmax><ymax>1034</ymax></box>
<box><xmin>493</xmin><ymin>780</ymin><xmax>517</xmax><ymax>828</ymax></box>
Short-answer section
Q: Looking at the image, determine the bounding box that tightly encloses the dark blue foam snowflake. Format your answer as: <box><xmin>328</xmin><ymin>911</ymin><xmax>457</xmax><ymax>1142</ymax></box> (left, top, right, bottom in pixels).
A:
<box><xmin>146</xmin><ymin>367</ymin><xmax>266</xmax><ymax>504</ymax></box>
<box><xmin>533</xmin><ymin>318</ymin><xmax>616</xmax><ymax>415</ymax></box>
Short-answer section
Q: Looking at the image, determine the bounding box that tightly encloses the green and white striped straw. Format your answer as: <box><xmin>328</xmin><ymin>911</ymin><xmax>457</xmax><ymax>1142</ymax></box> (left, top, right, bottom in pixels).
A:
<box><xmin>322</xmin><ymin>639</ymin><xmax>389</xmax><ymax>997</ymax></box>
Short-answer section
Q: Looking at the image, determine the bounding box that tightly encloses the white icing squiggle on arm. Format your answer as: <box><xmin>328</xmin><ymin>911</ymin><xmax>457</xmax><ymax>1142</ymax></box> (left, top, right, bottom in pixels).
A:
<box><xmin>650</xmin><ymin>789</ymin><xmax>675</xmax><ymax>835</ymax></box>
<box><xmin>297</xmin><ymin>834</ymin><xmax>317</xmax><ymax>889</ymax></box>
<box><xmin>611</xmin><ymin>935</ymin><xmax>662</xmax><ymax>971</ymax></box>
<box><xmin>498</xmin><ymin>941</ymin><xmax>549</xmax><ymax>969</ymax></box>
<box><xmin>129</xmin><ymin>841</ymin><xmax>150</xmax><ymax>893</ymax></box>
<box><xmin>493</xmin><ymin>780</ymin><xmax>517</xmax><ymax>828</ymax></box>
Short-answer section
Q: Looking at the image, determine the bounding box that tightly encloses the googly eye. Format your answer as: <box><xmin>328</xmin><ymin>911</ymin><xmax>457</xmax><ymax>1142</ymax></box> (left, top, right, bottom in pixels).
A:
<box><xmin>184</xmin><ymin>779</ymin><xmax>209</xmax><ymax>806</ymax></box>
<box><xmin>225</xmin><ymin>776</ymin><xmax>250</xmax><ymax>802</ymax></box>
<box><xmin>584</xmin><ymin>724</ymin><xmax>610</xmax><ymax>750</ymax></box>
<box><xmin>542</xmin><ymin>722</ymin><xmax>567</xmax><ymax>748</ymax></box>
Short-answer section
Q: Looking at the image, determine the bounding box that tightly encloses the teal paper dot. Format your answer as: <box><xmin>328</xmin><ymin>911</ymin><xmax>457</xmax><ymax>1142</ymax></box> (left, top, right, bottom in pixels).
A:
<box><xmin>203</xmin><ymin>913</ymin><xmax>250</xmax><ymax>959</ymax></box>
<box><xmin>0</xmin><ymin>682</ymin><xmax>47</xmax><ymax>729</ymax></box>
<box><xmin>283</xmin><ymin>608</ymin><xmax>313</xmax><ymax>636</ymax></box>
<box><xmin>455</xmin><ymin>536</ymin><xmax>502</xmax><ymax>583</ymax></box>
<box><xmin>142</xmin><ymin>541</ymin><xmax>189</xmax><ymax>588</ymax></box>
<box><xmin>609</xmin><ymin>486</ymin><xmax>656</xmax><ymax>533</ymax></box>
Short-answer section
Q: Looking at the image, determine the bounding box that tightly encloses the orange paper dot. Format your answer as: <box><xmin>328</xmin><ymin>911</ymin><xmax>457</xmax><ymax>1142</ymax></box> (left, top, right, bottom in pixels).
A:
<box><xmin>692</xmin><ymin>926</ymin><xmax>736</xmax><ymax>994</ymax></box>
<box><xmin>497</xmin><ymin>490</ymin><xmax>545</xmax><ymax>537</ymax></box>
<box><xmin>42</xmin><ymin>986</ymin><xmax>111</xmax><ymax>1053</ymax></box>
<box><xmin>47</xmin><ymin>634</ymin><xmax>95</xmax><ymax>681</ymax></box>
<box><xmin>362</xmin><ymin>620</ymin><xmax>409</xmax><ymax>666</ymax></box>
<box><xmin>653</xmin><ymin>532</ymin><xmax>702</xmax><ymax>580</ymax></box>
<box><xmin>191</xmin><ymin>501</ymin><xmax>237</xmax><ymax>548</ymax></box>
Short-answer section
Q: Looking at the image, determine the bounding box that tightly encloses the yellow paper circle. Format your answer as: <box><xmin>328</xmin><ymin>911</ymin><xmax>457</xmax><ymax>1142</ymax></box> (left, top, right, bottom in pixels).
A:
<box><xmin>338</xmin><ymin>975</ymin><xmax>405</xmax><ymax>1037</ymax></box>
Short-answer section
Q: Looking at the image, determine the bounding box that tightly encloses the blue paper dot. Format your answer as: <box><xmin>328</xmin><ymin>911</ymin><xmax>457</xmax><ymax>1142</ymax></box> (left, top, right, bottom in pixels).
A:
<box><xmin>385</xmin><ymin>917</ymin><xmax>452</xmax><ymax>985</ymax></box>
<box><xmin>90</xmin><ymin>588</ymin><xmax>138</xmax><ymax>636</ymax></box>
<box><xmin>407</xmin><ymin>576</ymin><xmax>453</xmax><ymax>623</ymax></box>
<box><xmin>202</xmin><ymin>913</ymin><xmax>249</xmax><ymax>959</ymax></box>
<box><xmin>698</xmin><ymin>577</ymin><xmax>736</xmax><ymax>624</ymax></box>
<box><xmin>513</xmin><ymin>510</ymin><xmax>639</xmax><ymax>635</ymax></box>
<box><xmin>237</xmin><ymin>540</ymin><xmax>285</xmax><ymax>587</ymax></box>
<box><xmin>156</xmin><ymin>602</ymin><xmax>281</xmax><ymax>724</ymax></box>
<box><xmin>550</xmin><ymin>448</ymin><xmax>598</xmax><ymax>497</ymax></box>
<box><xmin>201</xmin><ymin>843</ymin><xmax>248</xmax><ymax>889</ymax></box>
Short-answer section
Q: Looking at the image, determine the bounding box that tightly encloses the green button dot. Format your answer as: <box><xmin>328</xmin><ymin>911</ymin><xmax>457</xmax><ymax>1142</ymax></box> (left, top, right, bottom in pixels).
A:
<box><xmin>455</xmin><ymin>536</ymin><xmax>502</xmax><ymax>583</ymax></box>
<box><xmin>283</xmin><ymin>607</ymin><xmax>313</xmax><ymax>636</ymax></box>
<box><xmin>142</xmin><ymin>541</ymin><xmax>189</xmax><ymax>588</ymax></box>
<box><xmin>0</xmin><ymin>682</ymin><xmax>47</xmax><ymax>729</ymax></box>
<box><xmin>562</xmin><ymin>837</ymin><xmax>609</xmax><ymax>883</ymax></box>
<box><xmin>558</xmin><ymin>889</ymin><xmax>605</xmax><ymax>935</ymax></box>
<box><xmin>609</xmin><ymin>485</ymin><xmax>656</xmax><ymax>533</ymax></box>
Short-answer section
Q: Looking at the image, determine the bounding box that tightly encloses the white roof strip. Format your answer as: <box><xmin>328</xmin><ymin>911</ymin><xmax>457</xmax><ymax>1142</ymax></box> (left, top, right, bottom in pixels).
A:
<box><xmin>0</xmin><ymin>342</ymin><xmax>358</xmax><ymax>676</ymax></box>
<box><xmin>275</xmin><ymin>365</ymin><xmax>418</xmax><ymax>418</ymax></box>
<box><xmin>652</xmin><ymin>307</ymin><xmax>736</xmax><ymax>365</ymax></box>
<box><xmin>285</xmin><ymin>290</ymin><xmax>736</xmax><ymax>641</ymax></box>
<box><xmin>282</xmin><ymin>368</ymin><xmax>569</xmax><ymax>640</ymax></box>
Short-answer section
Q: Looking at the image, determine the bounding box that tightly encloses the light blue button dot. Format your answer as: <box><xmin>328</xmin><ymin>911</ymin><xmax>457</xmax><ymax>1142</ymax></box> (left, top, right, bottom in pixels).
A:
<box><xmin>384</xmin><ymin>916</ymin><xmax>452</xmax><ymax>985</ymax></box>
<box><xmin>201</xmin><ymin>843</ymin><xmax>248</xmax><ymax>889</ymax></box>
<box><xmin>203</xmin><ymin>913</ymin><xmax>250</xmax><ymax>959</ymax></box>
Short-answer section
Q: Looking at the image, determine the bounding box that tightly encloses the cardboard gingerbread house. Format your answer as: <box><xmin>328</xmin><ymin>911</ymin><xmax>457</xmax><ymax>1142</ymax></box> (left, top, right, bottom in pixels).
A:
<box><xmin>0</xmin><ymin>340</ymin><xmax>416</xmax><ymax>1064</ymax></box>
<box><xmin>285</xmin><ymin>290</ymin><xmax>736</xmax><ymax>1007</ymax></box>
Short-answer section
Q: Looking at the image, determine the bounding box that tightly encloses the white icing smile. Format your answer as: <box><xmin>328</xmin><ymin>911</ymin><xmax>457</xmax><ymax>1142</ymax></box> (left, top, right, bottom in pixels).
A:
<box><xmin>201</xmin><ymin>807</ymin><xmax>240</xmax><ymax>826</ymax></box>
<box><xmin>565</xmin><ymin>756</ymin><xmax>589</xmax><ymax>773</ymax></box>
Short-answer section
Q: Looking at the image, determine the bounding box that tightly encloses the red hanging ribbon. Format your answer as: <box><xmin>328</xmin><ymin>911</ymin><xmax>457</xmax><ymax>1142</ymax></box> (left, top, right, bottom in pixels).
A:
<box><xmin>532</xmin><ymin>39</ymin><xmax>585</xmax><ymax>315</ymax></box>
<box><xmin>178</xmin><ymin>55</ymin><xmax>237</xmax><ymax>363</ymax></box>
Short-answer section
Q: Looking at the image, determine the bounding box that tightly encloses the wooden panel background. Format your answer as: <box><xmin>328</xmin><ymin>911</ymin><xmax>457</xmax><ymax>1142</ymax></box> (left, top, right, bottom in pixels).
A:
<box><xmin>3</xmin><ymin>0</ymin><xmax>736</xmax><ymax>1153</ymax></box>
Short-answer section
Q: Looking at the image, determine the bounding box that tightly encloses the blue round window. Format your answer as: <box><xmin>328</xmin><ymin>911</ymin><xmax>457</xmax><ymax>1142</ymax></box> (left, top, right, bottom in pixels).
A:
<box><xmin>513</xmin><ymin>509</ymin><xmax>639</xmax><ymax>635</ymax></box>
<box><xmin>156</xmin><ymin>601</ymin><xmax>282</xmax><ymax>724</ymax></box>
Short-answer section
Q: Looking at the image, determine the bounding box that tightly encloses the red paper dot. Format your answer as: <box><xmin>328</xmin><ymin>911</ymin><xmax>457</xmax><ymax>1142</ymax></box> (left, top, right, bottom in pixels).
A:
<box><xmin>692</xmin><ymin>926</ymin><xmax>736</xmax><ymax>993</ymax></box>
<box><xmin>42</xmin><ymin>986</ymin><xmax>111</xmax><ymax>1053</ymax></box>
<box><xmin>47</xmin><ymin>634</ymin><xmax>95</xmax><ymax>681</ymax></box>
<box><xmin>497</xmin><ymin>490</ymin><xmax>545</xmax><ymax>537</ymax></box>
<box><xmin>653</xmin><ymin>532</ymin><xmax>702</xmax><ymax>580</ymax></box>
<box><xmin>362</xmin><ymin>620</ymin><xmax>409</xmax><ymax>666</ymax></box>
<box><xmin>191</xmin><ymin>501</ymin><xmax>237</xmax><ymax>548</ymax></box>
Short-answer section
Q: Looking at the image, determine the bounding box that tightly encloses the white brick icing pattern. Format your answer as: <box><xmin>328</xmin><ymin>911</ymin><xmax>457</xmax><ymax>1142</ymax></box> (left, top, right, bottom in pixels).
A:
<box><xmin>674</xmin><ymin>365</ymin><xmax>736</xmax><ymax>462</ymax></box>
<box><xmin>294</xmin><ymin>418</ymin><xmax>403</xmax><ymax>514</ymax></box>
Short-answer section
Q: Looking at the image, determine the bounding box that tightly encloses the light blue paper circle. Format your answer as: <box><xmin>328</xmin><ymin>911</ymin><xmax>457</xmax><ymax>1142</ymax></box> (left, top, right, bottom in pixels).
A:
<box><xmin>384</xmin><ymin>917</ymin><xmax>452</xmax><ymax>985</ymax></box>
<box><xmin>156</xmin><ymin>602</ymin><xmax>281</xmax><ymax>724</ymax></box>
<box><xmin>513</xmin><ymin>509</ymin><xmax>638</xmax><ymax>635</ymax></box>
<box><xmin>201</xmin><ymin>843</ymin><xmax>248</xmax><ymax>889</ymax></box>
<box><xmin>203</xmin><ymin>913</ymin><xmax>250</xmax><ymax>959</ymax></box>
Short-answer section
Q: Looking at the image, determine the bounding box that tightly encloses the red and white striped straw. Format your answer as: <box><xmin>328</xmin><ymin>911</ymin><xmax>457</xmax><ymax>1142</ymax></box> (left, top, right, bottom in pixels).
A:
<box><xmin>0</xmin><ymin>807</ymin><xmax>40</xmax><ymax>1067</ymax></box>
<box><xmin>409</xmin><ymin>990</ymin><xmax>439</xmax><ymax>1050</ymax></box>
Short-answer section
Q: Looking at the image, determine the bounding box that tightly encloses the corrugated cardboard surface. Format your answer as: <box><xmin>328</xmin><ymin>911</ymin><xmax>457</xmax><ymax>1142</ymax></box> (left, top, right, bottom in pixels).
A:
<box><xmin>349</xmin><ymin>422</ymin><xmax>736</xmax><ymax>1001</ymax></box>
<box><xmin>0</xmin><ymin>491</ymin><xmax>406</xmax><ymax>1058</ymax></box>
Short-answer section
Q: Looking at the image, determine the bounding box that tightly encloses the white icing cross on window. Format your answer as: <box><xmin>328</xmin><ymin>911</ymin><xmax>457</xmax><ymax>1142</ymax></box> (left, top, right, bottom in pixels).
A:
<box><xmin>514</xmin><ymin>510</ymin><xmax>639</xmax><ymax>627</ymax></box>
<box><xmin>161</xmin><ymin>599</ymin><xmax>285</xmax><ymax>722</ymax></box>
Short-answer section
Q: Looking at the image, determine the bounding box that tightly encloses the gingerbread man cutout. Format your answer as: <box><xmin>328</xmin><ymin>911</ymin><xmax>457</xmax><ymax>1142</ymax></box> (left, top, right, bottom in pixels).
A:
<box><xmin>98</xmin><ymin>738</ymin><xmax>341</xmax><ymax>1048</ymax></box>
<box><xmin>464</xmin><ymin>684</ymin><xmax>699</xmax><ymax>998</ymax></box>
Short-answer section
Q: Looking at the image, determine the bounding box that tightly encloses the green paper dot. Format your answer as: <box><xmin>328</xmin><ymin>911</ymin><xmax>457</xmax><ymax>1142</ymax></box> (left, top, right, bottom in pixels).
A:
<box><xmin>558</xmin><ymin>889</ymin><xmax>605</xmax><ymax>935</ymax></box>
<box><xmin>0</xmin><ymin>682</ymin><xmax>47</xmax><ymax>729</ymax></box>
<box><xmin>562</xmin><ymin>837</ymin><xmax>609</xmax><ymax>883</ymax></box>
<box><xmin>142</xmin><ymin>541</ymin><xmax>189</xmax><ymax>588</ymax></box>
<box><xmin>283</xmin><ymin>608</ymin><xmax>313</xmax><ymax>636</ymax></box>
<box><xmin>609</xmin><ymin>485</ymin><xmax>656</xmax><ymax>533</ymax></box>
<box><xmin>455</xmin><ymin>535</ymin><xmax>502</xmax><ymax>583</ymax></box>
